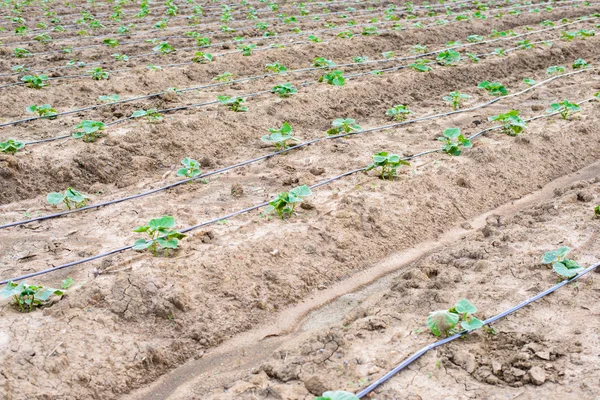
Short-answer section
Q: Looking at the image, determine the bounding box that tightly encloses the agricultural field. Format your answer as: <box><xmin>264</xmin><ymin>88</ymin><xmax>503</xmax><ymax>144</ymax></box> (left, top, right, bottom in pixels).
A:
<box><xmin>0</xmin><ymin>0</ymin><xmax>599</xmax><ymax>398</ymax></box>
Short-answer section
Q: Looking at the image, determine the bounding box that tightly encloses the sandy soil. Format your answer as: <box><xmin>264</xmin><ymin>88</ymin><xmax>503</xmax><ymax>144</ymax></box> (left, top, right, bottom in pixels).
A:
<box><xmin>0</xmin><ymin>1</ymin><xmax>599</xmax><ymax>399</ymax></box>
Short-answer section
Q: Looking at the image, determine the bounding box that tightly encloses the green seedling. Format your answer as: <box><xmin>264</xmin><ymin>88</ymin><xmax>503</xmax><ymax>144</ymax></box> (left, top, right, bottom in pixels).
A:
<box><xmin>12</xmin><ymin>65</ymin><xmax>29</xmax><ymax>73</ymax></box>
<box><xmin>99</xmin><ymin>94</ymin><xmax>119</xmax><ymax>103</ymax></box>
<box><xmin>238</xmin><ymin>43</ymin><xmax>256</xmax><ymax>56</ymax></box>
<box><xmin>319</xmin><ymin>70</ymin><xmax>345</xmax><ymax>86</ymax></box>
<box><xmin>146</xmin><ymin>64</ymin><xmax>163</xmax><ymax>71</ymax></box>
<box><xmin>26</xmin><ymin>104</ymin><xmax>57</xmax><ymax>119</ymax></box>
<box><xmin>427</xmin><ymin>299</ymin><xmax>484</xmax><ymax>337</ymax></box>
<box><xmin>21</xmin><ymin>74</ymin><xmax>49</xmax><ymax>89</ymax></box>
<box><xmin>0</xmin><ymin>139</ymin><xmax>25</xmax><ymax>155</ymax></box>
<box><xmin>477</xmin><ymin>80</ymin><xmax>508</xmax><ymax>96</ymax></box>
<box><xmin>33</xmin><ymin>33</ymin><xmax>52</xmax><ymax>43</ymax></box>
<box><xmin>308</xmin><ymin>34</ymin><xmax>322</xmax><ymax>42</ymax></box>
<box><xmin>326</xmin><ymin>118</ymin><xmax>361</xmax><ymax>136</ymax></box>
<box><xmin>443</xmin><ymin>91</ymin><xmax>471</xmax><ymax>110</ymax></box>
<box><xmin>517</xmin><ymin>39</ymin><xmax>534</xmax><ymax>49</ymax></box>
<box><xmin>594</xmin><ymin>205</ymin><xmax>600</xmax><ymax>217</ymax></box>
<box><xmin>438</xmin><ymin>127</ymin><xmax>472</xmax><ymax>156</ymax></box>
<box><xmin>261</xmin><ymin>122</ymin><xmax>298</xmax><ymax>150</ymax></box>
<box><xmin>112</xmin><ymin>53</ymin><xmax>129</xmax><ymax>61</ymax></box>
<box><xmin>192</xmin><ymin>51</ymin><xmax>213</xmax><ymax>63</ymax></box>
<box><xmin>467</xmin><ymin>34</ymin><xmax>483</xmax><ymax>42</ymax></box>
<box><xmin>47</xmin><ymin>187</ymin><xmax>90</xmax><ymax>209</ymax></box>
<box><xmin>265</xmin><ymin>62</ymin><xmax>287</xmax><ymax>73</ymax></box>
<box><xmin>217</xmin><ymin>95</ymin><xmax>247</xmax><ymax>112</ymax></box>
<box><xmin>271</xmin><ymin>83</ymin><xmax>297</xmax><ymax>98</ymax></box>
<box><xmin>265</xmin><ymin>185</ymin><xmax>312</xmax><ymax>219</ymax></box>
<box><xmin>131</xmin><ymin>108</ymin><xmax>163</xmax><ymax>123</ymax></box>
<box><xmin>411</xmin><ymin>44</ymin><xmax>427</xmax><ymax>53</ymax></box>
<box><xmin>382</xmin><ymin>51</ymin><xmax>394</xmax><ymax>59</ymax></box>
<box><xmin>177</xmin><ymin>157</ymin><xmax>206</xmax><ymax>181</ymax></box>
<box><xmin>492</xmin><ymin>48</ymin><xmax>506</xmax><ymax>57</ymax></box>
<box><xmin>312</xmin><ymin>57</ymin><xmax>336</xmax><ymax>69</ymax></box>
<box><xmin>362</xmin><ymin>26</ymin><xmax>378</xmax><ymax>35</ymax></box>
<box><xmin>366</xmin><ymin>151</ymin><xmax>410</xmax><ymax>180</ymax></box>
<box><xmin>572</xmin><ymin>58</ymin><xmax>589</xmax><ymax>69</ymax></box>
<box><xmin>546</xmin><ymin>65</ymin><xmax>566</xmax><ymax>76</ymax></box>
<box><xmin>466</xmin><ymin>53</ymin><xmax>480</xmax><ymax>63</ymax></box>
<box><xmin>0</xmin><ymin>281</ymin><xmax>63</xmax><ymax>313</ymax></box>
<box><xmin>72</xmin><ymin>120</ymin><xmax>106</xmax><ymax>142</ymax></box>
<box><xmin>153</xmin><ymin>42</ymin><xmax>175</xmax><ymax>54</ymax></box>
<box><xmin>408</xmin><ymin>59</ymin><xmax>433</xmax><ymax>72</ymax></box>
<box><xmin>352</xmin><ymin>56</ymin><xmax>368</xmax><ymax>63</ymax></box>
<box><xmin>385</xmin><ymin>104</ymin><xmax>414</xmax><ymax>121</ymax></box>
<box><xmin>542</xmin><ymin>247</ymin><xmax>583</xmax><ymax>279</ymax></box>
<box><xmin>14</xmin><ymin>47</ymin><xmax>31</xmax><ymax>58</ymax></box>
<box><xmin>337</xmin><ymin>31</ymin><xmax>353</xmax><ymax>38</ymax></box>
<box><xmin>316</xmin><ymin>391</ymin><xmax>359</xmax><ymax>400</ymax></box>
<box><xmin>523</xmin><ymin>78</ymin><xmax>536</xmax><ymax>86</ymax></box>
<box><xmin>213</xmin><ymin>71</ymin><xmax>233</xmax><ymax>82</ymax></box>
<box><xmin>488</xmin><ymin>110</ymin><xmax>526</xmax><ymax>136</ymax></box>
<box><xmin>133</xmin><ymin>216</ymin><xmax>186</xmax><ymax>256</ymax></box>
<box><xmin>196</xmin><ymin>37</ymin><xmax>211</xmax><ymax>46</ymax></box>
<box><xmin>547</xmin><ymin>99</ymin><xmax>581</xmax><ymax>119</ymax></box>
<box><xmin>88</xmin><ymin>67</ymin><xmax>109</xmax><ymax>80</ymax></box>
<box><xmin>103</xmin><ymin>38</ymin><xmax>119</xmax><ymax>47</ymax></box>
<box><xmin>61</xmin><ymin>278</ymin><xmax>74</xmax><ymax>290</ymax></box>
<box><xmin>436</xmin><ymin>49</ymin><xmax>461</xmax><ymax>66</ymax></box>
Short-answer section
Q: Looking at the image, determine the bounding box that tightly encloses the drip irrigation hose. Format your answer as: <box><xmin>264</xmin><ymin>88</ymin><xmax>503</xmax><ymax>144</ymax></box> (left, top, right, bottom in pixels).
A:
<box><xmin>1</xmin><ymin>69</ymin><xmax>594</xmax><ymax>230</ymax></box>
<box><xmin>0</xmin><ymin>96</ymin><xmax>596</xmax><ymax>285</ymax></box>
<box><xmin>0</xmin><ymin>68</ymin><xmax>592</xmax><ymax>231</ymax></box>
<box><xmin>356</xmin><ymin>261</ymin><xmax>600</xmax><ymax>398</ymax></box>
<box><xmin>1</xmin><ymin>14</ymin><xmax>593</xmax><ymax>130</ymax></box>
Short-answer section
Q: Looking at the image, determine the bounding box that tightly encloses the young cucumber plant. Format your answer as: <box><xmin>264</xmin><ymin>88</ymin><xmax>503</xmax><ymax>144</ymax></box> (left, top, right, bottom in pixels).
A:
<box><xmin>542</xmin><ymin>247</ymin><xmax>583</xmax><ymax>279</ymax></box>
<box><xmin>72</xmin><ymin>120</ymin><xmax>106</xmax><ymax>142</ymax></box>
<box><xmin>326</xmin><ymin>118</ymin><xmax>361</xmax><ymax>136</ymax></box>
<box><xmin>408</xmin><ymin>59</ymin><xmax>433</xmax><ymax>72</ymax></box>
<box><xmin>427</xmin><ymin>299</ymin><xmax>484</xmax><ymax>337</ymax></box>
<box><xmin>261</xmin><ymin>122</ymin><xmax>298</xmax><ymax>150</ymax></box>
<box><xmin>319</xmin><ymin>70</ymin><xmax>345</xmax><ymax>86</ymax></box>
<box><xmin>546</xmin><ymin>65</ymin><xmax>566</xmax><ymax>76</ymax></box>
<box><xmin>546</xmin><ymin>100</ymin><xmax>580</xmax><ymax>119</ymax></box>
<box><xmin>192</xmin><ymin>51</ymin><xmax>213</xmax><ymax>63</ymax></box>
<box><xmin>265</xmin><ymin>185</ymin><xmax>312</xmax><ymax>219</ymax></box>
<box><xmin>0</xmin><ymin>139</ymin><xmax>25</xmax><ymax>155</ymax></box>
<box><xmin>488</xmin><ymin>110</ymin><xmax>526</xmax><ymax>136</ymax></box>
<box><xmin>438</xmin><ymin>127</ymin><xmax>472</xmax><ymax>156</ymax></box>
<box><xmin>385</xmin><ymin>104</ymin><xmax>414</xmax><ymax>121</ymax></box>
<box><xmin>477</xmin><ymin>80</ymin><xmax>508</xmax><ymax>96</ymax></box>
<box><xmin>88</xmin><ymin>67</ymin><xmax>109</xmax><ymax>80</ymax></box>
<box><xmin>27</xmin><ymin>104</ymin><xmax>57</xmax><ymax>119</ymax></box>
<box><xmin>316</xmin><ymin>391</ymin><xmax>359</xmax><ymax>400</ymax></box>
<box><xmin>271</xmin><ymin>83</ymin><xmax>297</xmax><ymax>98</ymax></box>
<box><xmin>133</xmin><ymin>216</ymin><xmax>186</xmax><ymax>256</ymax></box>
<box><xmin>366</xmin><ymin>152</ymin><xmax>410</xmax><ymax>180</ymax></box>
<box><xmin>443</xmin><ymin>91</ymin><xmax>471</xmax><ymax>110</ymax></box>
<box><xmin>177</xmin><ymin>157</ymin><xmax>207</xmax><ymax>182</ymax></box>
<box><xmin>132</xmin><ymin>108</ymin><xmax>163</xmax><ymax>123</ymax></box>
<box><xmin>0</xmin><ymin>281</ymin><xmax>64</xmax><ymax>313</ymax></box>
<box><xmin>265</xmin><ymin>62</ymin><xmax>287</xmax><ymax>73</ymax></box>
<box><xmin>21</xmin><ymin>74</ymin><xmax>49</xmax><ymax>89</ymax></box>
<box><xmin>47</xmin><ymin>187</ymin><xmax>90</xmax><ymax>209</ymax></box>
<box><xmin>436</xmin><ymin>49</ymin><xmax>461</xmax><ymax>66</ymax></box>
<box><xmin>217</xmin><ymin>95</ymin><xmax>247</xmax><ymax>112</ymax></box>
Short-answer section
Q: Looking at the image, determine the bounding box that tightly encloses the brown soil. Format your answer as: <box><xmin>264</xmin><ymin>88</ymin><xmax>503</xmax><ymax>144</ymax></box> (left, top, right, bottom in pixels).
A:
<box><xmin>0</xmin><ymin>1</ymin><xmax>599</xmax><ymax>399</ymax></box>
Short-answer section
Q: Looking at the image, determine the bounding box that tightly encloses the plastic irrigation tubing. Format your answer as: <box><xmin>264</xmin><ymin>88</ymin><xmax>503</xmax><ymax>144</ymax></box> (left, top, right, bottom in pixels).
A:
<box><xmin>355</xmin><ymin>260</ymin><xmax>600</xmax><ymax>398</ymax></box>
<box><xmin>1</xmin><ymin>96</ymin><xmax>596</xmax><ymax>285</ymax></box>
<box><xmin>5</xmin><ymin>1</ymin><xmax>592</xmax><ymax>83</ymax></box>
<box><xmin>0</xmin><ymin>98</ymin><xmax>594</xmax><ymax>288</ymax></box>
<box><xmin>1</xmin><ymin>15</ymin><xmax>590</xmax><ymax>129</ymax></box>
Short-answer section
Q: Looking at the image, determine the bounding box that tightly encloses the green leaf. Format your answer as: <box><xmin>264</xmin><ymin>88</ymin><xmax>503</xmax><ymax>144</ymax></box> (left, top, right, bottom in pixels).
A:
<box><xmin>133</xmin><ymin>239</ymin><xmax>153</xmax><ymax>250</ymax></box>
<box><xmin>317</xmin><ymin>391</ymin><xmax>360</xmax><ymax>400</ymax></box>
<box><xmin>553</xmin><ymin>262</ymin><xmax>579</xmax><ymax>278</ymax></box>
<box><xmin>131</xmin><ymin>110</ymin><xmax>147</xmax><ymax>118</ymax></box>
<box><xmin>46</xmin><ymin>192</ymin><xmax>65</xmax><ymax>205</ymax></box>
<box><xmin>454</xmin><ymin>299</ymin><xmax>477</xmax><ymax>314</ymax></box>
<box><xmin>36</xmin><ymin>287</ymin><xmax>63</xmax><ymax>301</ymax></box>
<box><xmin>149</xmin><ymin>215</ymin><xmax>175</xmax><ymax>230</ymax></box>
<box><xmin>444</xmin><ymin>127</ymin><xmax>461</xmax><ymax>139</ymax></box>
<box><xmin>427</xmin><ymin>310</ymin><xmax>459</xmax><ymax>337</ymax></box>
<box><xmin>290</xmin><ymin>185</ymin><xmax>312</xmax><ymax>197</ymax></box>
<box><xmin>461</xmin><ymin>317</ymin><xmax>484</xmax><ymax>331</ymax></box>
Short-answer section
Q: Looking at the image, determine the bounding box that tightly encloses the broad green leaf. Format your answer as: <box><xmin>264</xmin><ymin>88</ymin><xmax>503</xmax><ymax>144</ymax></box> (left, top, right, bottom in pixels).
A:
<box><xmin>47</xmin><ymin>192</ymin><xmax>65</xmax><ymax>205</ymax></box>
<box><xmin>553</xmin><ymin>262</ymin><xmax>579</xmax><ymax>278</ymax></box>
<box><xmin>454</xmin><ymin>299</ymin><xmax>477</xmax><ymax>314</ymax></box>
<box><xmin>461</xmin><ymin>317</ymin><xmax>484</xmax><ymax>331</ymax></box>
<box><xmin>133</xmin><ymin>239</ymin><xmax>153</xmax><ymax>250</ymax></box>
<box><xmin>290</xmin><ymin>185</ymin><xmax>312</xmax><ymax>197</ymax></box>
<box><xmin>427</xmin><ymin>310</ymin><xmax>459</xmax><ymax>337</ymax></box>
<box><xmin>149</xmin><ymin>215</ymin><xmax>175</xmax><ymax>230</ymax></box>
<box><xmin>317</xmin><ymin>391</ymin><xmax>360</xmax><ymax>400</ymax></box>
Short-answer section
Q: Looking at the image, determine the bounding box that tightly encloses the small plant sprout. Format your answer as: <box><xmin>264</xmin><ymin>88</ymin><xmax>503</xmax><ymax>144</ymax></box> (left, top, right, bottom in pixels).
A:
<box><xmin>153</xmin><ymin>42</ymin><xmax>175</xmax><ymax>54</ymax></box>
<box><xmin>488</xmin><ymin>110</ymin><xmax>527</xmax><ymax>136</ymax></box>
<box><xmin>443</xmin><ymin>92</ymin><xmax>471</xmax><ymax>110</ymax></box>
<box><xmin>312</xmin><ymin>57</ymin><xmax>336</xmax><ymax>69</ymax></box>
<box><xmin>427</xmin><ymin>299</ymin><xmax>484</xmax><ymax>337</ymax></box>
<box><xmin>99</xmin><ymin>94</ymin><xmax>119</xmax><ymax>103</ymax></box>
<box><xmin>21</xmin><ymin>74</ymin><xmax>49</xmax><ymax>89</ymax></box>
<box><xmin>261</xmin><ymin>122</ymin><xmax>298</xmax><ymax>151</ymax></box>
<box><xmin>353</xmin><ymin>56</ymin><xmax>368</xmax><ymax>63</ymax></box>
<box><xmin>542</xmin><ymin>247</ymin><xmax>583</xmax><ymax>279</ymax></box>
<box><xmin>265</xmin><ymin>62</ymin><xmax>287</xmax><ymax>73</ymax></box>
<box><xmin>326</xmin><ymin>118</ymin><xmax>361</xmax><ymax>136</ymax></box>
<box><xmin>26</xmin><ymin>104</ymin><xmax>57</xmax><ymax>119</ymax></box>
<box><xmin>265</xmin><ymin>185</ymin><xmax>312</xmax><ymax>219</ymax></box>
<box><xmin>382</xmin><ymin>51</ymin><xmax>394</xmax><ymax>59</ymax></box>
<box><xmin>132</xmin><ymin>108</ymin><xmax>163</xmax><ymax>123</ymax></box>
<box><xmin>14</xmin><ymin>47</ymin><xmax>32</xmax><ymax>58</ymax></box>
<box><xmin>133</xmin><ymin>216</ymin><xmax>186</xmax><ymax>256</ymax></box>
<box><xmin>0</xmin><ymin>139</ymin><xmax>25</xmax><ymax>155</ymax></box>
<box><xmin>103</xmin><ymin>38</ymin><xmax>119</xmax><ymax>47</ymax></box>
<box><xmin>217</xmin><ymin>96</ymin><xmax>247</xmax><ymax>112</ymax></box>
<box><xmin>477</xmin><ymin>80</ymin><xmax>508</xmax><ymax>96</ymax></box>
<box><xmin>0</xmin><ymin>281</ymin><xmax>64</xmax><ymax>313</ymax></box>
<box><xmin>192</xmin><ymin>51</ymin><xmax>213</xmax><ymax>63</ymax></box>
<box><xmin>88</xmin><ymin>67</ymin><xmax>109</xmax><ymax>80</ymax></box>
<box><xmin>546</xmin><ymin>65</ymin><xmax>566</xmax><ymax>76</ymax></box>
<box><xmin>546</xmin><ymin>100</ymin><xmax>581</xmax><ymax>120</ymax></box>
<box><xmin>319</xmin><ymin>70</ymin><xmax>345</xmax><ymax>86</ymax></box>
<box><xmin>238</xmin><ymin>43</ymin><xmax>256</xmax><ymax>56</ymax></box>
<box><xmin>572</xmin><ymin>58</ymin><xmax>589</xmax><ymax>69</ymax></box>
<box><xmin>594</xmin><ymin>204</ymin><xmax>600</xmax><ymax>217</ymax></box>
<box><xmin>411</xmin><ymin>44</ymin><xmax>427</xmax><ymax>53</ymax></box>
<box><xmin>436</xmin><ymin>49</ymin><xmax>461</xmax><ymax>66</ymax></box>
<box><xmin>316</xmin><ymin>391</ymin><xmax>359</xmax><ymax>400</ymax></box>
<box><xmin>438</xmin><ymin>127</ymin><xmax>472</xmax><ymax>156</ymax></box>
<box><xmin>72</xmin><ymin>120</ymin><xmax>106</xmax><ymax>142</ymax></box>
<box><xmin>366</xmin><ymin>152</ymin><xmax>410</xmax><ymax>180</ymax></box>
<box><xmin>408</xmin><ymin>59</ymin><xmax>433</xmax><ymax>72</ymax></box>
<box><xmin>177</xmin><ymin>157</ymin><xmax>207</xmax><ymax>182</ymax></box>
<box><xmin>271</xmin><ymin>83</ymin><xmax>297</xmax><ymax>98</ymax></box>
<box><xmin>214</xmin><ymin>72</ymin><xmax>233</xmax><ymax>82</ymax></box>
<box><xmin>47</xmin><ymin>187</ymin><xmax>90</xmax><ymax>209</ymax></box>
<box><xmin>385</xmin><ymin>104</ymin><xmax>414</xmax><ymax>121</ymax></box>
<box><xmin>61</xmin><ymin>278</ymin><xmax>74</xmax><ymax>290</ymax></box>
<box><xmin>523</xmin><ymin>78</ymin><xmax>536</xmax><ymax>86</ymax></box>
